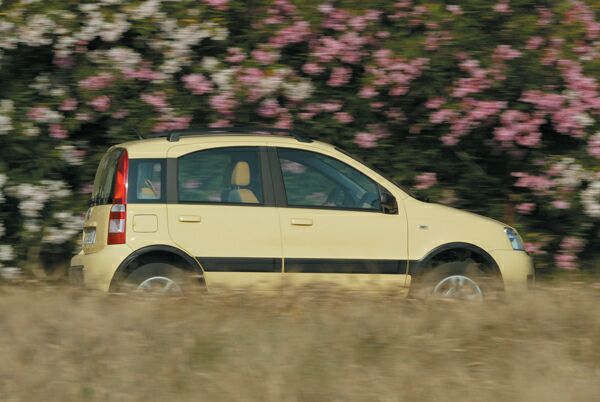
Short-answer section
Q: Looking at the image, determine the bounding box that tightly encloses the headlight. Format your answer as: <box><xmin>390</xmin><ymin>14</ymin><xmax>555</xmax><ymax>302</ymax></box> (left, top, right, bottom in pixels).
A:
<box><xmin>504</xmin><ymin>227</ymin><xmax>524</xmax><ymax>251</ymax></box>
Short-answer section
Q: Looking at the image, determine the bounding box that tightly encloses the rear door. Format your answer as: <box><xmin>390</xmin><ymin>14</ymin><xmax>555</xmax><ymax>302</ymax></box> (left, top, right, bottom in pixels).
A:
<box><xmin>166</xmin><ymin>144</ymin><xmax>283</xmax><ymax>290</ymax></box>
<box><xmin>270</xmin><ymin>146</ymin><xmax>409</xmax><ymax>291</ymax></box>
<box><xmin>83</xmin><ymin>147</ymin><xmax>124</xmax><ymax>254</ymax></box>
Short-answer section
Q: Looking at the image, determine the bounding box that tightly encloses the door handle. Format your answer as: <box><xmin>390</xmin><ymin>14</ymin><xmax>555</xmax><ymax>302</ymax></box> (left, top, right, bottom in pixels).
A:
<box><xmin>179</xmin><ymin>215</ymin><xmax>201</xmax><ymax>223</ymax></box>
<box><xmin>291</xmin><ymin>218</ymin><xmax>313</xmax><ymax>226</ymax></box>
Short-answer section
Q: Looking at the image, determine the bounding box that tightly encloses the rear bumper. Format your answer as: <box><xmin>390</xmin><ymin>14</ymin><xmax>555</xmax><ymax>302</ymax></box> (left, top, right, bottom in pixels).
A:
<box><xmin>69</xmin><ymin>245</ymin><xmax>133</xmax><ymax>292</ymax></box>
<box><xmin>68</xmin><ymin>265</ymin><xmax>85</xmax><ymax>287</ymax></box>
<box><xmin>489</xmin><ymin>249</ymin><xmax>535</xmax><ymax>293</ymax></box>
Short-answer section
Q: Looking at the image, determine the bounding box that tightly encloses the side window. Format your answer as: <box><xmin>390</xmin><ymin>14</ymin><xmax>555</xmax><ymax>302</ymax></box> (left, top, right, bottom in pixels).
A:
<box><xmin>178</xmin><ymin>147</ymin><xmax>263</xmax><ymax>204</ymax></box>
<box><xmin>277</xmin><ymin>148</ymin><xmax>381</xmax><ymax>211</ymax></box>
<box><xmin>128</xmin><ymin>159</ymin><xmax>165</xmax><ymax>203</ymax></box>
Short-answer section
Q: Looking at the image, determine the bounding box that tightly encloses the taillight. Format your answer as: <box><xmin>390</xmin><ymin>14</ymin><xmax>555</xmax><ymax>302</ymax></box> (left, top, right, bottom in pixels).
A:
<box><xmin>107</xmin><ymin>204</ymin><xmax>126</xmax><ymax>244</ymax></box>
<box><xmin>108</xmin><ymin>150</ymin><xmax>128</xmax><ymax>245</ymax></box>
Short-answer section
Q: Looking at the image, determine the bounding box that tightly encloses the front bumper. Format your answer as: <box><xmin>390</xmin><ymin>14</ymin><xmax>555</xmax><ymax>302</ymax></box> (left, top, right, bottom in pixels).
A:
<box><xmin>489</xmin><ymin>249</ymin><xmax>535</xmax><ymax>293</ymax></box>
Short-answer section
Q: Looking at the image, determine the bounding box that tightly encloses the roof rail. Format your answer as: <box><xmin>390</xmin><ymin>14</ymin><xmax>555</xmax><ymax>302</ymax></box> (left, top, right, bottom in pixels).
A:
<box><xmin>144</xmin><ymin>126</ymin><xmax>314</xmax><ymax>143</ymax></box>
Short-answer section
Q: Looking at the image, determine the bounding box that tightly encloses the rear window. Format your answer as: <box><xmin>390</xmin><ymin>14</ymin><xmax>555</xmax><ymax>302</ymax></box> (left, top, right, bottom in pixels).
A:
<box><xmin>128</xmin><ymin>159</ymin><xmax>165</xmax><ymax>203</ymax></box>
<box><xmin>92</xmin><ymin>148</ymin><xmax>123</xmax><ymax>206</ymax></box>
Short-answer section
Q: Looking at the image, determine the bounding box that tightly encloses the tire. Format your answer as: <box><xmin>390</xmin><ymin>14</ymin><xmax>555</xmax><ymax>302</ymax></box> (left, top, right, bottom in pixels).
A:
<box><xmin>124</xmin><ymin>263</ymin><xmax>191</xmax><ymax>295</ymax></box>
<box><xmin>413</xmin><ymin>261</ymin><xmax>499</xmax><ymax>301</ymax></box>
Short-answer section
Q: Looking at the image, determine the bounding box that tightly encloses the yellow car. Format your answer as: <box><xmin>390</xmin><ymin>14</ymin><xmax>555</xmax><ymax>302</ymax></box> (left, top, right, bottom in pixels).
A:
<box><xmin>70</xmin><ymin>128</ymin><xmax>534</xmax><ymax>299</ymax></box>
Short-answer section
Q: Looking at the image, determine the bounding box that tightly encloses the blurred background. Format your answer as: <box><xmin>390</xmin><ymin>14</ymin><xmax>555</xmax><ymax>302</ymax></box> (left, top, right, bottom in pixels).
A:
<box><xmin>0</xmin><ymin>0</ymin><xmax>598</xmax><ymax>280</ymax></box>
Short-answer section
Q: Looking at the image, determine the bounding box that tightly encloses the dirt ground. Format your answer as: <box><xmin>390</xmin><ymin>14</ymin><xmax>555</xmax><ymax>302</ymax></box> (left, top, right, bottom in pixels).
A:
<box><xmin>0</xmin><ymin>283</ymin><xmax>599</xmax><ymax>402</ymax></box>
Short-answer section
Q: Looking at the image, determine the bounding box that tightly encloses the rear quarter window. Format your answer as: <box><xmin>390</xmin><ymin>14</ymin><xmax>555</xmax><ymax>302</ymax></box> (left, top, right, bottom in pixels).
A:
<box><xmin>127</xmin><ymin>159</ymin><xmax>166</xmax><ymax>203</ymax></box>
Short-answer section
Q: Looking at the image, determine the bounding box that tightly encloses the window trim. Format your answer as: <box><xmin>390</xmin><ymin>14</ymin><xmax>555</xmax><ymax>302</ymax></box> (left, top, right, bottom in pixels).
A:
<box><xmin>271</xmin><ymin>147</ymin><xmax>386</xmax><ymax>213</ymax></box>
<box><xmin>174</xmin><ymin>146</ymin><xmax>273</xmax><ymax>207</ymax></box>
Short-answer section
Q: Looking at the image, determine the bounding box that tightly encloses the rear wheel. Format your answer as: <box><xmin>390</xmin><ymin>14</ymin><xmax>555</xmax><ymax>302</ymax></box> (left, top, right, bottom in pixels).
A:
<box><xmin>124</xmin><ymin>263</ymin><xmax>190</xmax><ymax>295</ymax></box>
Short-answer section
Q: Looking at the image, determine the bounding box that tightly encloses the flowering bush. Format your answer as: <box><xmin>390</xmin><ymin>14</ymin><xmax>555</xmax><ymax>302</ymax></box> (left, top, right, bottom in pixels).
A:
<box><xmin>0</xmin><ymin>0</ymin><xmax>598</xmax><ymax>275</ymax></box>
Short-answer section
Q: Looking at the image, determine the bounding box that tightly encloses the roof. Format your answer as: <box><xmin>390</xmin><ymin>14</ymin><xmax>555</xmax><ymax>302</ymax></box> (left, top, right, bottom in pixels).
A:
<box><xmin>116</xmin><ymin>127</ymin><xmax>335</xmax><ymax>158</ymax></box>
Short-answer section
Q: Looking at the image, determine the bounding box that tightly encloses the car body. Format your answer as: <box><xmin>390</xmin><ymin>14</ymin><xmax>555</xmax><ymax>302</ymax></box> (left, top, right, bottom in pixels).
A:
<box><xmin>70</xmin><ymin>128</ymin><xmax>534</xmax><ymax>298</ymax></box>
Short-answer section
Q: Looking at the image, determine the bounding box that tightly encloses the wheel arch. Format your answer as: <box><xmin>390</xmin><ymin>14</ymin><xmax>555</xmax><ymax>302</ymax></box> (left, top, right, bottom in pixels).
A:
<box><xmin>411</xmin><ymin>242</ymin><xmax>502</xmax><ymax>279</ymax></box>
<box><xmin>109</xmin><ymin>245</ymin><xmax>204</xmax><ymax>291</ymax></box>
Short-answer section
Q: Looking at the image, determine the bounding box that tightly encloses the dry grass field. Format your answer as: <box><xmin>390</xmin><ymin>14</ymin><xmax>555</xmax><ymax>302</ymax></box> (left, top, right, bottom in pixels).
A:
<box><xmin>1</xmin><ymin>284</ymin><xmax>599</xmax><ymax>402</ymax></box>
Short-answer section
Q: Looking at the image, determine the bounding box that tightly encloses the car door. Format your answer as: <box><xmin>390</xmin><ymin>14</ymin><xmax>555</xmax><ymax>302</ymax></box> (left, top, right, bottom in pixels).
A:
<box><xmin>270</xmin><ymin>146</ymin><xmax>410</xmax><ymax>291</ymax></box>
<box><xmin>166</xmin><ymin>144</ymin><xmax>283</xmax><ymax>291</ymax></box>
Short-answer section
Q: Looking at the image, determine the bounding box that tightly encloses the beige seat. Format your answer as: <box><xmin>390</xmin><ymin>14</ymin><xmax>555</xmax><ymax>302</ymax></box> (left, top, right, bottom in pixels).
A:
<box><xmin>227</xmin><ymin>161</ymin><xmax>259</xmax><ymax>203</ymax></box>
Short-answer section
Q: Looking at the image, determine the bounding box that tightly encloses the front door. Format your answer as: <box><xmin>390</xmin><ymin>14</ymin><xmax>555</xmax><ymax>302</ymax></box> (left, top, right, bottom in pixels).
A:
<box><xmin>167</xmin><ymin>145</ymin><xmax>283</xmax><ymax>290</ymax></box>
<box><xmin>271</xmin><ymin>146</ymin><xmax>409</xmax><ymax>291</ymax></box>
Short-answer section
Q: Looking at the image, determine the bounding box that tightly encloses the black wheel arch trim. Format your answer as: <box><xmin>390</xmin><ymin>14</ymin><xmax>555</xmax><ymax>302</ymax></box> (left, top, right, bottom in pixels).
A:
<box><xmin>410</xmin><ymin>242</ymin><xmax>501</xmax><ymax>278</ymax></box>
<box><xmin>109</xmin><ymin>245</ymin><xmax>204</xmax><ymax>291</ymax></box>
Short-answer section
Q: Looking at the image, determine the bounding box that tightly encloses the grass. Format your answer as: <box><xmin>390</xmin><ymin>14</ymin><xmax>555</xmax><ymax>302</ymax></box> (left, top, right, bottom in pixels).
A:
<box><xmin>0</xmin><ymin>283</ymin><xmax>599</xmax><ymax>402</ymax></box>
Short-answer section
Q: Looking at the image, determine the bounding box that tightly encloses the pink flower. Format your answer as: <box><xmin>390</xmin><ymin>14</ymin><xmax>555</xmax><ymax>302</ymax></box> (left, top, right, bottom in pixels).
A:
<box><xmin>258</xmin><ymin>99</ymin><xmax>280</xmax><ymax>118</ymax></box>
<box><xmin>152</xmin><ymin>116</ymin><xmax>192</xmax><ymax>132</ymax></box>
<box><xmin>525</xmin><ymin>36</ymin><xmax>544</xmax><ymax>50</ymax></box>
<box><xmin>354</xmin><ymin>132</ymin><xmax>379</xmax><ymax>149</ymax></box>
<box><xmin>320</xmin><ymin>102</ymin><xmax>342</xmax><ymax>112</ymax></box>
<box><xmin>511</xmin><ymin>172</ymin><xmax>554</xmax><ymax>193</ymax></box>
<box><xmin>525</xmin><ymin>242</ymin><xmax>546</xmax><ymax>255</ymax></box>
<box><xmin>493</xmin><ymin>45</ymin><xmax>522</xmax><ymax>61</ymax></box>
<box><xmin>270</xmin><ymin>20</ymin><xmax>311</xmax><ymax>48</ymax></box>
<box><xmin>588</xmin><ymin>133</ymin><xmax>600</xmax><ymax>158</ymax></box>
<box><xmin>59</xmin><ymin>98</ymin><xmax>78</xmax><ymax>112</ymax></box>
<box><xmin>123</xmin><ymin>65</ymin><xmax>164</xmax><ymax>82</ymax></box>
<box><xmin>353</xmin><ymin>125</ymin><xmax>389</xmax><ymax>149</ymax></box>
<box><xmin>275</xmin><ymin>112</ymin><xmax>293</xmax><ymax>129</ymax></box>
<box><xmin>252</xmin><ymin>48</ymin><xmax>279</xmax><ymax>64</ymax></box>
<box><xmin>446</xmin><ymin>5</ymin><xmax>463</xmax><ymax>15</ymax></box>
<box><xmin>49</xmin><ymin>124</ymin><xmax>68</xmax><ymax>139</ymax></box>
<box><xmin>327</xmin><ymin>66</ymin><xmax>352</xmax><ymax>87</ymax></box>
<box><xmin>425</xmin><ymin>97</ymin><xmax>445</xmax><ymax>109</ymax></box>
<box><xmin>112</xmin><ymin>110</ymin><xmax>128</xmax><ymax>119</ymax></box>
<box><xmin>555</xmin><ymin>254</ymin><xmax>577</xmax><ymax>270</ymax></box>
<box><xmin>141</xmin><ymin>92</ymin><xmax>168</xmax><ymax>110</ymax></box>
<box><xmin>88</xmin><ymin>96</ymin><xmax>111</xmax><ymax>112</ymax></box>
<box><xmin>430</xmin><ymin>109</ymin><xmax>457</xmax><ymax>124</ymax></box>
<box><xmin>552</xmin><ymin>200</ymin><xmax>571</xmax><ymax>209</ymax></box>
<box><xmin>561</xmin><ymin>236</ymin><xmax>585</xmax><ymax>251</ymax></box>
<box><xmin>209</xmin><ymin>119</ymin><xmax>231</xmax><ymax>128</ymax></box>
<box><xmin>225</xmin><ymin>47</ymin><xmax>246</xmax><ymax>63</ymax></box>
<box><xmin>27</xmin><ymin>106</ymin><xmax>50</xmax><ymax>122</ymax></box>
<box><xmin>76</xmin><ymin>112</ymin><xmax>91</xmax><ymax>122</ymax></box>
<box><xmin>298</xmin><ymin>112</ymin><xmax>315</xmax><ymax>120</ymax></box>
<box><xmin>415</xmin><ymin>173</ymin><xmax>438</xmax><ymax>190</ymax></box>
<box><xmin>359</xmin><ymin>86</ymin><xmax>378</xmax><ymax>99</ymax></box>
<box><xmin>202</xmin><ymin>0</ymin><xmax>229</xmax><ymax>11</ymax></box>
<box><xmin>303</xmin><ymin>63</ymin><xmax>325</xmax><ymax>75</ymax></box>
<box><xmin>79</xmin><ymin>73</ymin><xmax>114</xmax><ymax>91</ymax></box>
<box><xmin>53</xmin><ymin>56</ymin><xmax>74</xmax><ymax>69</ymax></box>
<box><xmin>181</xmin><ymin>73</ymin><xmax>213</xmax><ymax>95</ymax></box>
<box><xmin>334</xmin><ymin>112</ymin><xmax>353</xmax><ymax>124</ymax></box>
<box><xmin>516</xmin><ymin>202</ymin><xmax>536</xmax><ymax>215</ymax></box>
<box><xmin>209</xmin><ymin>92</ymin><xmax>237</xmax><ymax>116</ymax></box>
<box><xmin>493</xmin><ymin>0</ymin><xmax>511</xmax><ymax>13</ymax></box>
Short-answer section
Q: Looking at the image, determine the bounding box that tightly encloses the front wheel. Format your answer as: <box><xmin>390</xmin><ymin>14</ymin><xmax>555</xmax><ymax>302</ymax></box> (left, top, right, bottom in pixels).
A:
<box><xmin>414</xmin><ymin>261</ymin><xmax>498</xmax><ymax>301</ymax></box>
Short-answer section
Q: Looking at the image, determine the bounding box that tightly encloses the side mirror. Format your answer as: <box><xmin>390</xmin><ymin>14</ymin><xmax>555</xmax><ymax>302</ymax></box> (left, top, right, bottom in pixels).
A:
<box><xmin>380</xmin><ymin>188</ymin><xmax>398</xmax><ymax>215</ymax></box>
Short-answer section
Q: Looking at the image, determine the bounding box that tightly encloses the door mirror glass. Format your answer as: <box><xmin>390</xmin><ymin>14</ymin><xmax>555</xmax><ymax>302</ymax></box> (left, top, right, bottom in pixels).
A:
<box><xmin>380</xmin><ymin>189</ymin><xmax>398</xmax><ymax>214</ymax></box>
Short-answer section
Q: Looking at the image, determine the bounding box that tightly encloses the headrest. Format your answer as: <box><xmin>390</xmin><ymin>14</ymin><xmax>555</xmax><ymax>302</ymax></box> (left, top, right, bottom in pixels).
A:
<box><xmin>231</xmin><ymin>161</ymin><xmax>251</xmax><ymax>186</ymax></box>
